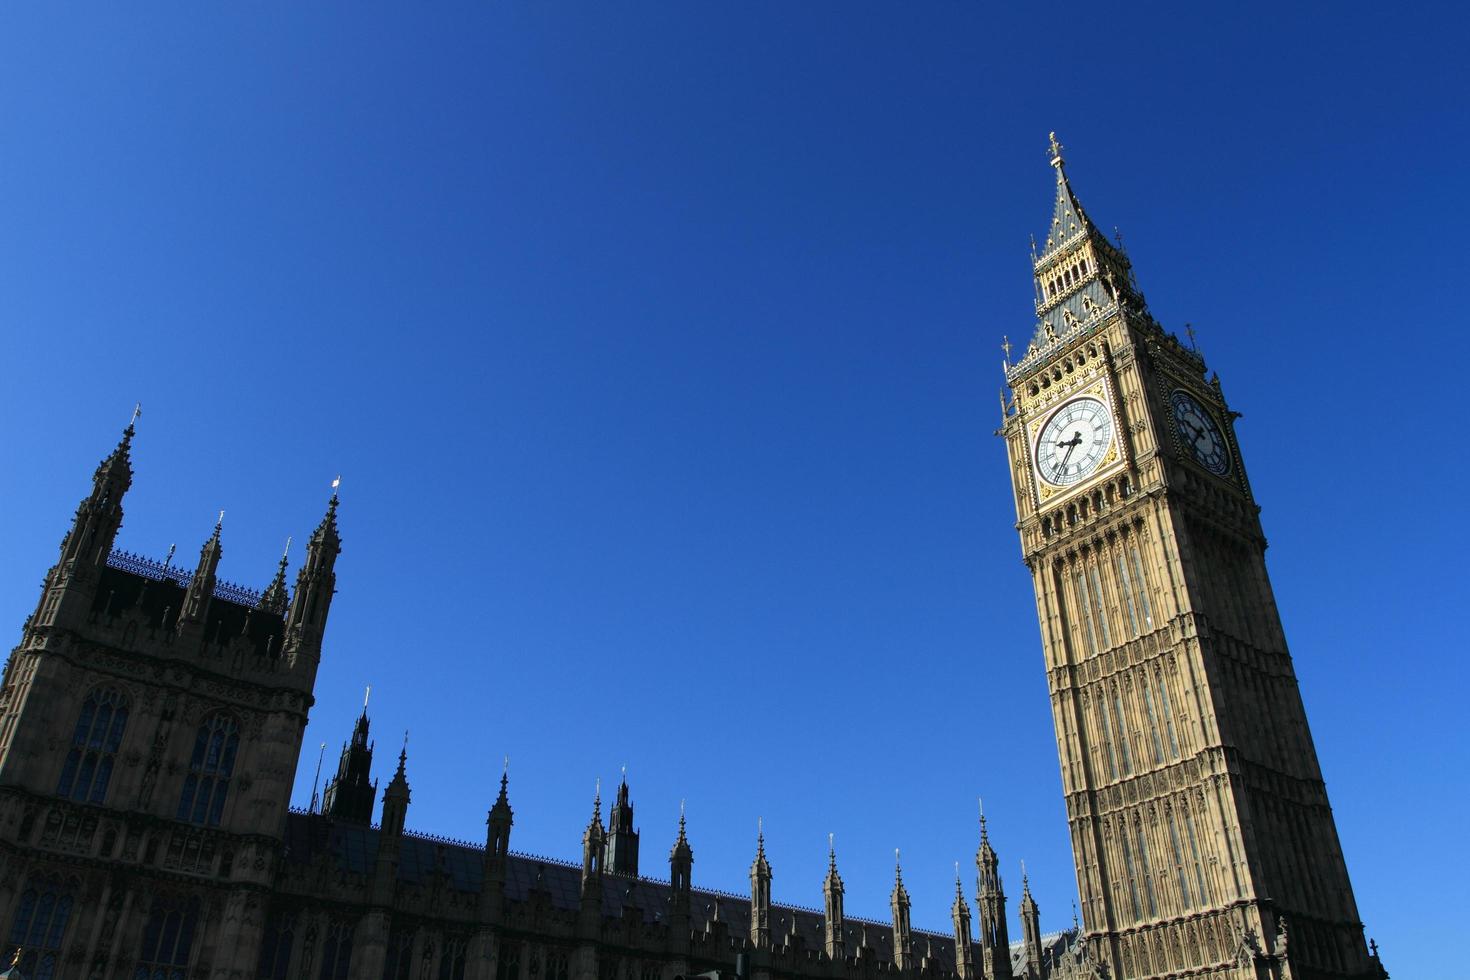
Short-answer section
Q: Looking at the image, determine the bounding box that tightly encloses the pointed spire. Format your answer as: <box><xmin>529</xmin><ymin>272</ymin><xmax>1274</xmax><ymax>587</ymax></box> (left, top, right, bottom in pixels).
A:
<box><xmin>1027</xmin><ymin>132</ymin><xmax>1143</xmax><ymax>353</ymax></box>
<box><xmin>606</xmin><ymin>766</ymin><xmax>640</xmax><ymax>876</ymax></box>
<box><xmin>1018</xmin><ymin>860</ymin><xmax>1043</xmax><ymax>980</ymax></box>
<box><xmin>891</xmin><ymin>847</ymin><xmax>913</xmax><ymax>971</ymax></box>
<box><xmin>823</xmin><ymin>833</ymin><xmax>845</xmax><ymax>961</ymax></box>
<box><xmin>379</xmin><ymin>730</ymin><xmax>411</xmax><ymax>837</ymax></box>
<box><xmin>258</xmin><ymin>536</ymin><xmax>291</xmax><ymax>614</ymax></box>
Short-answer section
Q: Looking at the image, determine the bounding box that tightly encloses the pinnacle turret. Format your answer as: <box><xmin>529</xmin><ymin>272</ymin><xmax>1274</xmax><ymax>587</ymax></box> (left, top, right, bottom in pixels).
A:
<box><xmin>823</xmin><ymin>834</ymin><xmax>845</xmax><ymax>961</ymax></box>
<box><xmin>891</xmin><ymin>849</ymin><xmax>913</xmax><ymax>971</ymax></box>
<box><xmin>750</xmin><ymin>818</ymin><xmax>772</xmax><ymax>950</ymax></box>
<box><xmin>379</xmin><ymin>733</ymin><xmax>411</xmax><ymax>838</ymax></box>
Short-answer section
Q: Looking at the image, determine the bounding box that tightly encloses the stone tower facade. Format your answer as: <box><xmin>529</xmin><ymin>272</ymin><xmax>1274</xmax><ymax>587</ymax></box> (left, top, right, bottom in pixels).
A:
<box><xmin>999</xmin><ymin>135</ymin><xmax>1381</xmax><ymax>980</ymax></box>
<box><xmin>0</xmin><ymin>420</ymin><xmax>338</xmax><ymax>980</ymax></box>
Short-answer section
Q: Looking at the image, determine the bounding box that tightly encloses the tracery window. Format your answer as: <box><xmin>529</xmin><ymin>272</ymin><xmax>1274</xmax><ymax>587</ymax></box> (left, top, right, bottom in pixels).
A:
<box><xmin>1158</xmin><ymin>674</ymin><xmax>1180</xmax><ymax>758</ymax></box>
<box><xmin>177</xmin><ymin>713</ymin><xmax>240</xmax><ymax>826</ymax></box>
<box><xmin>1142</xmin><ymin>683</ymin><xmax>1165</xmax><ymax>765</ymax></box>
<box><xmin>134</xmin><ymin>896</ymin><xmax>199</xmax><ymax>980</ymax></box>
<box><xmin>1119</xmin><ymin>829</ymin><xmax>1142</xmax><ymax>922</ymax></box>
<box><xmin>56</xmin><ymin>687</ymin><xmax>129</xmax><ymax>803</ymax></box>
<box><xmin>1111</xmin><ymin>685</ymin><xmax>1133</xmax><ymax>775</ymax></box>
<box><xmin>1136</xmin><ymin>822</ymin><xmax>1157</xmax><ymax>918</ymax></box>
<box><xmin>495</xmin><ymin>941</ymin><xmax>521</xmax><ymax>980</ymax></box>
<box><xmin>5</xmin><ymin>875</ymin><xmax>75</xmax><ymax>980</ymax></box>
<box><xmin>1183</xmin><ymin>807</ymin><xmax>1211</xmax><ymax>905</ymax></box>
<box><xmin>258</xmin><ymin>908</ymin><xmax>296</xmax><ymax>980</ymax></box>
<box><xmin>438</xmin><ymin>936</ymin><xmax>467</xmax><ymax>980</ymax></box>
<box><xmin>318</xmin><ymin>920</ymin><xmax>354</xmax><ymax>980</ymax></box>
<box><xmin>384</xmin><ymin>926</ymin><xmax>415</xmax><ymax>980</ymax></box>
<box><xmin>1075</xmin><ymin>571</ymin><xmax>1100</xmax><ymax>655</ymax></box>
<box><xmin>1128</xmin><ymin>546</ymin><xmax>1153</xmax><ymax>629</ymax></box>
<box><xmin>1095</xmin><ymin>695</ymin><xmax>1119</xmax><ymax>779</ymax></box>
<box><xmin>1168</xmin><ymin>810</ymin><xmax>1192</xmax><ymax>909</ymax></box>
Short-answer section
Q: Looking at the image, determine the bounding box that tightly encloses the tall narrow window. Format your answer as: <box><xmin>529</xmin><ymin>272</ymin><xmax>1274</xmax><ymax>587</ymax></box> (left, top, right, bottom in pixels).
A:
<box><xmin>1129</xmin><ymin>547</ymin><xmax>1154</xmax><ymax>629</ymax></box>
<box><xmin>57</xmin><ymin>688</ymin><xmax>129</xmax><ymax>804</ymax></box>
<box><xmin>1088</xmin><ymin>566</ymin><xmax>1111</xmax><ymax>648</ymax></box>
<box><xmin>439</xmin><ymin>937</ymin><xmax>467</xmax><ymax>980</ymax></box>
<box><xmin>134</xmin><ymin>897</ymin><xmax>199</xmax><ymax>980</ymax></box>
<box><xmin>257</xmin><ymin>908</ymin><xmax>296</xmax><ymax>980</ymax></box>
<box><xmin>496</xmin><ymin>943</ymin><xmax>522</xmax><ymax>980</ymax></box>
<box><xmin>6</xmin><ymin>876</ymin><xmax>75</xmax><ymax>980</ymax></box>
<box><xmin>1184</xmin><ymin>808</ymin><xmax>1211</xmax><ymax>905</ymax></box>
<box><xmin>1119</xmin><ymin>831</ymin><xmax>1141</xmax><ymax>921</ymax></box>
<box><xmin>1096</xmin><ymin>696</ymin><xmax>1118</xmax><ymax>779</ymax></box>
<box><xmin>1142</xmin><ymin>685</ymin><xmax>1164</xmax><ymax>765</ymax></box>
<box><xmin>384</xmin><ymin>927</ymin><xmax>414</xmax><ymax>980</ymax></box>
<box><xmin>318</xmin><ymin>920</ymin><xmax>354</xmax><ymax>980</ymax></box>
<box><xmin>1168</xmin><ymin>812</ymin><xmax>1191</xmax><ymax>909</ymax></box>
<box><xmin>1136</xmin><ymin>823</ymin><xmax>1157</xmax><ymax>918</ymax></box>
<box><xmin>1115</xmin><ymin>554</ymin><xmax>1140</xmax><ymax>636</ymax></box>
<box><xmin>1075</xmin><ymin>571</ymin><xmax>1099</xmax><ymax>655</ymax></box>
<box><xmin>1112</xmin><ymin>687</ymin><xmax>1133</xmax><ymax>775</ymax></box>
<box><xmin>1158</xmin><ymin>675</ymin><xmax>1180</xmax><ymax>757</ymax></box>
<box><xmin>177</xmin><ymin>714</ymin><xmax>240</xmax><ymax>826</ymax></box>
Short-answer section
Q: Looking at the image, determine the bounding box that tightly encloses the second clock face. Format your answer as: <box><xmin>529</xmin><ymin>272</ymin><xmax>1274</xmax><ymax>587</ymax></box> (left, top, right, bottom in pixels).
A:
<box><xmin>1170</xmin><ymin>390</ymin><xmax>1230</xmax><ymax>475</ymax></box>
<box><xmin>1036</xmin><ymin>397</ymin><xmax>1114</xmax><ymax>487</ymax></box>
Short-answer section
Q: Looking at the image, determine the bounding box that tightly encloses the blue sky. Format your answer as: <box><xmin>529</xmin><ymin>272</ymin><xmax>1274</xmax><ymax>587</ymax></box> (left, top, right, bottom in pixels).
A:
<box><xmin>2</xmin><ymin>3</ymin><xmax>1467</xmax><ymax>974</ymax></box>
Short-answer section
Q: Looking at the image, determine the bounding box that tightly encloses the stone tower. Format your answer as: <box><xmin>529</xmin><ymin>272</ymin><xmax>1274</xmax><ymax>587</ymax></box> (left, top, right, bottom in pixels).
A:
<box><xmin>0</xmin><ymin>421</ymin><xmax>337</xmax><ymax>980</ymax></box>
<box><xmin>999</xmin><ymin>135</ymin><xmax>1377</xmax><ymax>979</ymax></box>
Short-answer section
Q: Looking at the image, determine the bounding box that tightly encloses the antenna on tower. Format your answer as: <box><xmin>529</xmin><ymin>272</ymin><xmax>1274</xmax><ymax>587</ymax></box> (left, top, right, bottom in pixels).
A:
<box><xmin>309</xmin><ymin>742</ymin><xmax>326</xmax><ymax>813</ymax></box>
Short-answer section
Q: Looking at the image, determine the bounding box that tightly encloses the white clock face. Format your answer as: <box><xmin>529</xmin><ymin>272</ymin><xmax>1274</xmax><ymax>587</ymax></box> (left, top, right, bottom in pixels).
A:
<box><xmin>1170</xmin><ymin>390</ymin><xmax>1229</xmax><ymax>475</ymax></box>
<box><xmin>1036</xmin><ymin>397</ymin><xmax>1115</xmax><ymax>487</ymax></box>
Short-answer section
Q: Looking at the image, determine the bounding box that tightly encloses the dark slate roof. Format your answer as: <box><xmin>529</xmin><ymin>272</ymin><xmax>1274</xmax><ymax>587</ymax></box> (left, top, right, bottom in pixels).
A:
<box><xmin>281</xmin><ymin>813</ymin><xmax>971</xmax><ymax>968</ymax></box>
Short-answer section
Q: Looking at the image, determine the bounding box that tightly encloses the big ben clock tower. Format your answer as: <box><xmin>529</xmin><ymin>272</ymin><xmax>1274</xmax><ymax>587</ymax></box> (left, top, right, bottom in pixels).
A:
<box><xmin>999</xmin><ymin>136</ymin><xmax>1384</xmax><ymax>980</ymax></box>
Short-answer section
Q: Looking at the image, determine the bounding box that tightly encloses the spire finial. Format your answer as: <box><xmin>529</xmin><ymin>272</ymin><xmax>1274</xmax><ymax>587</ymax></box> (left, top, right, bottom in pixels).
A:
<box><xmin>10</xmin><ymin>946</ymin><xmax>23</xmax><ymax>970</ymax></box>
<box><xmin>594</xmin><ymin>777</ymin><xmax>602</xmax><ymax>818</ymax></box>
<box><xmin>395</xmin><ymin>730</ymin><xmax>408</xmax><ymax>774</ymax></box>
<box><xmin>954</xmin><ymin>861</ymin><xmax>962</xmax><ymax>891</ymax></box>
<box><xmin>128</xmin><ymin>401</ymin><xmax>142</xmax><ymax>433</ymax></box>
<box><xmin>620</xmin><ymin>763</ymin><xmax>627</xmax><ymax>783</ymax></box>
<box><xmin>363</xmin><ymin>685</ymin><xmax>371</xmax><ymax>712</ymax></box>
<box><xmin>828</xmin><ymin>832</ymin><xmax>836</xmax><ymax>868</ymax></box>
<box><xmin>978</xmin><ymin>796</ymin><xmax>988</xmax><ymax>838</ymax></box>
<box><xmin>215</xmin><ymin>510</ymin><xmax>225</xmax><ymax>533</ymax></box>
<box><xmin>331</xmin><ymin>474</ymin><xmax>341</xmax><ymax>499</ymax></box>
<box><xmin>1048</xmin><ymin>131</ymin><xmax>1065</xmax><ymax>169</ymax></box>
<box><xmin>757</xmin><ymin>816</ymin><xmax>765</xmax><ymax>853</ymax></box>
<box><xmin>894</xmin><ymin>847</ymin><xmax>903</xmax><ymax>880</ymax></box>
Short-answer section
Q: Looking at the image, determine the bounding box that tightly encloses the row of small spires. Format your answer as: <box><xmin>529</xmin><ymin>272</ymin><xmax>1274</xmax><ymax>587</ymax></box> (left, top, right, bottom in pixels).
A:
<box><xmin>308</xmin><ymin>697</ymin><xmax>1058</xmax><ymax>937</ymax></box>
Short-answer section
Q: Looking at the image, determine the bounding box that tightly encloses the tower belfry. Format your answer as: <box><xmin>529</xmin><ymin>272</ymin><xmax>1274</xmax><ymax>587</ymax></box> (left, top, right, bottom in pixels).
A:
<box><xmin>999</xmin><ymin>135</ymin><xmax>1378</xmax><ymax>979</ymax></box>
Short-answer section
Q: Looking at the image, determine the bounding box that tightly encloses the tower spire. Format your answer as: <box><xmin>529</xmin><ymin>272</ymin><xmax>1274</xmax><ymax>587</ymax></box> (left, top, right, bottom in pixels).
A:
<box><xmin>891</xmin><ymin>848</ymin><xmax>913</xmax><ymax>971</ymax></box>
<box><xmin>1018</xmin><ymin>861</ymin><xmax>1042</xmax><ymax>980</ymax></box>
<box><xmin>953</xmin><ymin>861</ymin><xmax>976</xmax><ymax>980</ymax></box>
<box><xmin>1028</xmin><ymin>133</ymin><xmax>1142</xmax><ymax>355</ymax></box>
<box><xmin>749</xmin><ymin>817</ymin><xmax>772</xmax><ymax>950</ymax></box>
<box><xmin>258</xmin><ymin>536</ymin><xmax>291</xmax><ymax>614</ymax></box>
<box><xmin>823</xmin><ymin>834</ymin><xmax>845</xmax><ymax>961</ymax></box>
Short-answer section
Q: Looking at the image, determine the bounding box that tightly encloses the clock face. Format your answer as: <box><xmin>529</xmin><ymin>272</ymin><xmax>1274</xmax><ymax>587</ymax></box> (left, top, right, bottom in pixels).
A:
<box><xmin>1170</xmin><ymin>390</ymin><xmax>1230</xmax><ymax>475</ymax></box>
<box><xmin>1035</xmin><ymin>397</ymin><xmax>1115</xmax><ymax>487</ymax></box>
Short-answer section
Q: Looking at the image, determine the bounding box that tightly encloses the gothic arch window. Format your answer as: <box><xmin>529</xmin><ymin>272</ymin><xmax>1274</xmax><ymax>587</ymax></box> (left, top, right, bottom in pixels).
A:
<box><xmin>438</xmin><ymin>937</ymin><xmax>467</xmax><ymax>980</ymax></box>
<box><xmin>496</xmin><ymin>942</ymin><xmax>522</xmax><ymax>980</ymax></box>
<box><xmin>318</xmin><ymin>920</ymin><xmax>354</xmax><ymax>980</ymax></box>
<box><xmin>177</xmin><ymin>713</ymin><xmax>240</xmax><ymax>826</ymax></box>
<box><xmin>56</xmin><ymin>687</ymin><xmax>129</xmax><ymax>803</ymax></box>
<box><xmin>134</xmin><ymin>896</ymin><xmax>199</xmax><ymax>980</ymax></box>
<box><xmin>384</xmin><ymin>925</ymin><xmax>415</xmax><ymax>980</ymax></box>
<box><xmin>257</xmin><ymin>907</ymin><xmax>296</xmax><ymax>980</ymax></box>
<box><xmin>5</xmin><ymin>875</ymin><xmax>76</xmax><ymax>980</ymax></box>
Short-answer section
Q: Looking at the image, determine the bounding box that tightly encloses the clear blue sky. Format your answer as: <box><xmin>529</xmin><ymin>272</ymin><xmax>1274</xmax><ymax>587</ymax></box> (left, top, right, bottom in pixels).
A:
<box><xmin>2</xmin><ymin>3</ymin><xmax>1466</xmax><ymax>974</ymax></box>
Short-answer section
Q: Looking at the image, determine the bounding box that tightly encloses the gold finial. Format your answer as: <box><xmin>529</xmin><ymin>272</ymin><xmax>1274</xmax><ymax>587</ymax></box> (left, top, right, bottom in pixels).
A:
<box><xmin>129</xmin><ymin>402</ymin><xmax>142</xmax><ymax>428</ymax></box>
<box><xmin>1001</xmin><ymin>335</ymin><xmax>1013</xmax><ymax>365</ymax></box>
<box><xmin>216</xmin><ymin>509</ymin><xmax>225</xmax><ymax>530</ymax></box>
<box><xmin>363</xmin><ymin>684</ymin><xmax>371</xmax><ymax>710</ymax></box>
<box><xmin>1048</xmin><ymin>131</ymin><xmax>1065</xmax><ymax>168</ymax></box>
<box><xmin>331</xmin><ymin>475</ymin><xmax>342</xmax><ymax>497</ymax></box>
<box><xmin>10</xmin><ymin>947</ymin><xmax>22</xmax><ymax>969</ymax></box>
